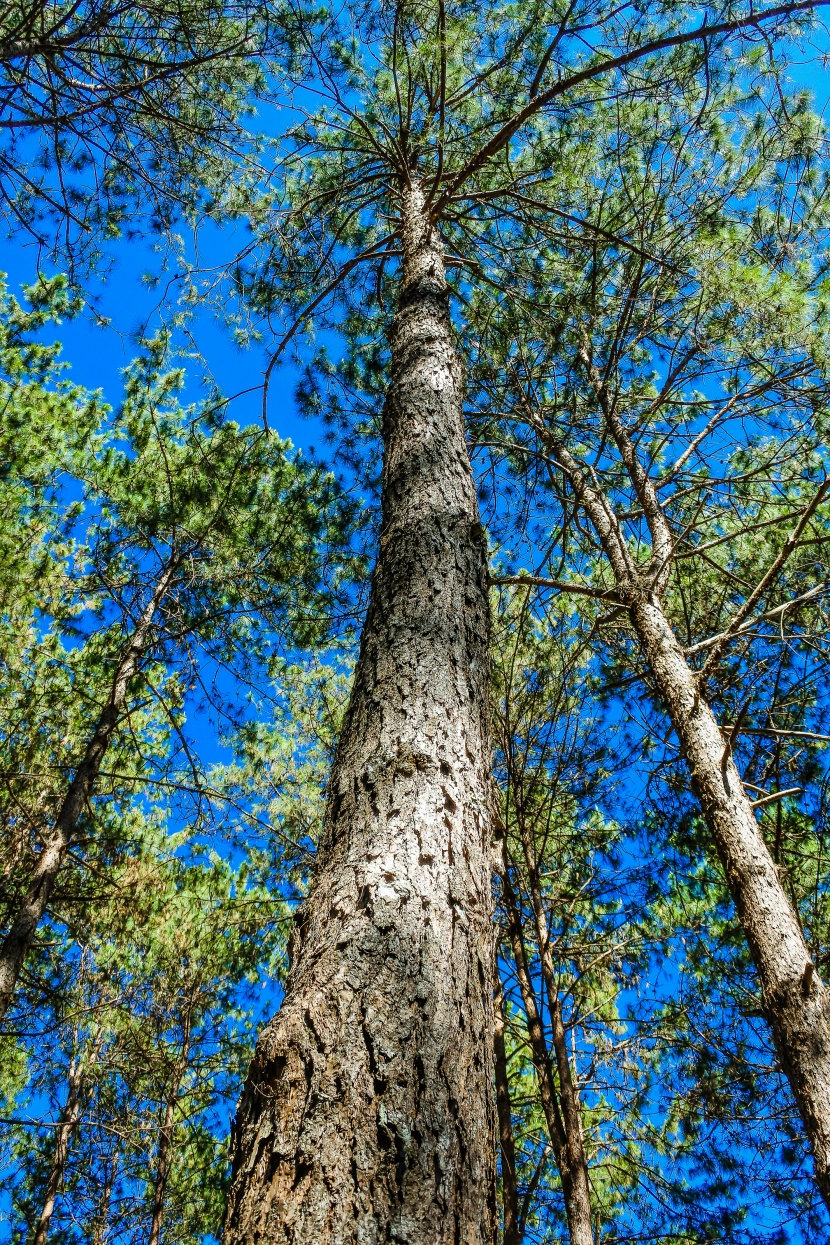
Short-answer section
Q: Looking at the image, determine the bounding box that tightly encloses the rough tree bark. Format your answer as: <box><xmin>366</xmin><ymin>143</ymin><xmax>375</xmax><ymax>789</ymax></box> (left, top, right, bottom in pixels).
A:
<box><xmin>542</xmin><ymin>399</ymin><xmax>830</xmax><ymax>1210</ymax></box>
<box><xmin>630</xmin><ymin>594</ymin><xmax>830</xmax><ymax>1208</ymax></box>
<box><xmin>223</xmin><ymin>179</ymin><xmax>496</xmax><ymax>1245</ymax></box>
<box><xmin>0</xmin><ymin>562</ymin><xmax>175</xmax><ymax>1025</ymax></box>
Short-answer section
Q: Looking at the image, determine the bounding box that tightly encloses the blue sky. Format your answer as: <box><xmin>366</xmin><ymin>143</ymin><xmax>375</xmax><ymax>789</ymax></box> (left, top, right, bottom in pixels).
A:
<box><xmin>0</xmin><ymin>220</ymin><xmax>314</xmax><ymax>452</ymax></box>
<box><xmin>2</xmin><ymin>33</ymin><xmax>830</xmax><ymax>464</ymax></box>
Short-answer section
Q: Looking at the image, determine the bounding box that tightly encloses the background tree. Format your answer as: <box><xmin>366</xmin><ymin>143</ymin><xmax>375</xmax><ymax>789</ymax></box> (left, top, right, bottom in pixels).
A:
<box><xmin>465</xmin><ymin>67</ymin><xmax>830</xmax><ymax>1213</ymax></box>
<box><xmin>0</xmin><ymin>0</ymin><xmax>282</xmax><ymax>275</ymax></box>
<box><xmin>490</xmin><ymin>588</ymin><xmax>830</xmax><ymax>1243</ymax></box>
<box><xmin>1</xmin><ymin>638</ymin><xmax>355</xmax><ymax>1244</ymax></box>
<box><xmin>4</xmin><ymin>820</ymin><xmax>281</xmax><ymax>1244</ymax></box>
<box><xmin>0</xmin><ymin>278</ymin><xmax>357</xmax><ymax>1022</ymax></box>
<box><xmin>5</xmin><ymin>2</ymin><xmax>830</xmax><ymax>1241</ymax></box>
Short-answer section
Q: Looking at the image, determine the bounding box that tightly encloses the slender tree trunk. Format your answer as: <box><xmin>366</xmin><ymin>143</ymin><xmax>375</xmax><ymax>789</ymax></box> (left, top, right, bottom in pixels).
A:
<box><xmin>31</xmin><ymin>1050</ymin><xmax>87</xmax><ymax>1245</ymax></box>
<box><xmin>0</xmin><ymin>564</ymin><xmax>175</xmax><ymax>1024</ymax></box>
<box><xmin>147</xmin><ymin>1099</ymin><xmax>176</xmax><ymax>1245</ymax></box>
<box><xmin>148</xmin><ymin>1012</ymin><xmax>192</xmax><ymax>1245</ymax></box>
<box><xmin>91</xmin><ymin>1147</ymin><xmax>118</xmax><ymax>1245</ymax></box>
<box><xmin>515</xmin><ymin>812</ymin><xmax>594</xmax><ymax>1244</ymax></box>
<box><xmin>629</xmin><ymin>593</ymin><xmax>830</xmax><ymax>1208</ymax></box>
<box><xmin>223</xmin><ymin>179</ymin><xmax>496</xmax><ymax>1245</ymax></box>
<box><xmin>494</xmin><ymin>971</ymin><xmax>520</xmax><ymax>1245</ymax></box>
<box><xmin>546</xmin><ymin>422</ymin><xmax>830</xmax><ymax>1209</ymax></box>
<box><xmin>499</xmin><ymin>851</ymin><xmax>593</xmax><ymax>1245</ymax></box>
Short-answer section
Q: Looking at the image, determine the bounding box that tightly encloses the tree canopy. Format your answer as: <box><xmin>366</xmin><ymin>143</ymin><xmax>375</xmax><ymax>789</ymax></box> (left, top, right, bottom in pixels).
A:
<box><xmin>3</xmin><ymin>2</ymin><xmax>830</xmax><ymax>1243</ymax></box>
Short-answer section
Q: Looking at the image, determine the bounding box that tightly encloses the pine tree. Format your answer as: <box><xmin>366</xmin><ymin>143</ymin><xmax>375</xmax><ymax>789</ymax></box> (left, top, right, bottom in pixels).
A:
<box><xmin>464</xmin><ymin>70</ymin><xmax>830</xmax><ymax>1213</ymax></box>
<box><xmin>0</xmin><ymin>283</ymin><xmax>355</xmax><ymax>1025</ymax></box>
<box><xmin>0</xmin><ymin>0</ymin><xmax>279</xmax><ymax>271</ymax></box>
<box><xmin>219</xmin><ymin>3</ymin><xmax>824</xmax><ymax>1239</ymax></box>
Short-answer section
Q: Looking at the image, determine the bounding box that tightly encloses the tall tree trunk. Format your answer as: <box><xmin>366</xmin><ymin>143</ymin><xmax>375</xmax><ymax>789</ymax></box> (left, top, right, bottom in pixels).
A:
<box><xmin>494</xmin><ymin>971</ymin><xmax>520</xmax><ymax>1245</ymax></box>
<box><xmin>31</xmin><ymin>1047</ymin><xmax>88</xmax><ymax>1245</ymax></box>
<box><xmin>515</xmin><ymin>807</ymin><xmax>594</xmax><ymax>1243</ymax></box>
<box><xmin>499</xmin><ymin>851</ymin><xmax>594</xmax><ymax>1245</ymax></box>
<box><xmin>546</xmin><ymin>423</ymin><xmax>830</xmax><ymax>1210</ymax></box>
<box><xmin>0</xmin><ymin>563</ymin><xmax>175</xmax><ymax>1024</ymax></box>
<box><xmin>148</xmin><ymin>1010</ymin><xmax>192</xmax><ymax>1245</ymax></box>
<box><xmin>147</xmin><ymin>1097</ymin><xmax>176</xmax><ymax>1245</ymax></box>
<box><xmin>91</xmin><ymin>1147</ymin><xmax>118</xmax><ymax>1245</ymax></box>
<box><xmin>223</xmin><ymin>178</ymin><xmax>496</xmax><ymax>1245</ymax></box>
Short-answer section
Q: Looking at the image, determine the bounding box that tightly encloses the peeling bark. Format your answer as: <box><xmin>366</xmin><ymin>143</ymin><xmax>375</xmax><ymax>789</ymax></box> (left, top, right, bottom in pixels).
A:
<box><xmin>223</xmin><ymin>180</ymin><xmax>496</xmax><ymax>1245</ymax></box>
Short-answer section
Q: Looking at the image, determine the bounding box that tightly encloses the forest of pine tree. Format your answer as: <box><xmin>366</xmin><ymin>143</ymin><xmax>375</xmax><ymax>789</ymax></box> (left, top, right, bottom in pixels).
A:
<box><xmin>3</xmin><ymin>1</ymin><xmax>830</xmax><ymax>1242</ymax></box>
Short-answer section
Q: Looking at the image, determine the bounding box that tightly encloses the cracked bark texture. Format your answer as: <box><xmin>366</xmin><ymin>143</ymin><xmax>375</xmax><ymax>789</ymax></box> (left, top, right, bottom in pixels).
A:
<box><xmin>223</xmin><ymin>180</ymin><xmax>496</xmax><ymax>1245</ymax></box>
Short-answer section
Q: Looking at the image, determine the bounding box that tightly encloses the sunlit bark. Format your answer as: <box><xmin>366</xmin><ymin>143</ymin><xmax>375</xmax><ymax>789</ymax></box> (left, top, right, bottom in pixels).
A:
<box><xmin>223</xmin><ymin>180</ymin><xmax>496</xmax><ymax>1244</ymax></box>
